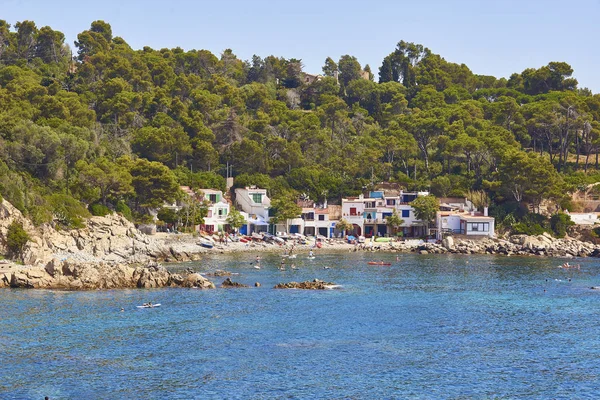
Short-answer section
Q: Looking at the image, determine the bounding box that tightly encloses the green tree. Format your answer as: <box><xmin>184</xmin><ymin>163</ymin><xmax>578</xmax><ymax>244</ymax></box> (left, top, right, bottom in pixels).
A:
<box><xmin>411</xmin><ymin>195</ymin><xmax>439</xmax><ymax>235</ymax></box>
<box><xmin>550</xmin><ymin>213</ymin><xmax>574</xmax><ymax>238</ymax></box>
<box><xmin>322</xmin><ymin>57</ymin><xmax>338</xmax><ymax>77</ymax></box>
<box><xmin>335</xmin><ymin>218</ymin><xmax>353</xmax><ymax>237</ymax></box>
<box><xmin>385</xmin><ymin>210</ymin><xmax>405</xmax><ymax>236</ymax></box>
<box><xmin>124</xmin><ymin>157</ymin><xmax>180</xmax><ymax>210</ymax></box>
<box><xmin>6</xmin><ymin>220</ymin><xmax>30</xmax><ymax>258</ymax></box>
<box><xmin>76</xmin><ymin>157</ymin><xmax>133</xmax><ymax>206</ymax></box>
<box><xmin>430</xmin><ymin>176</ymin><xmax>452</xmax><ymax>198</ymax></box>
<box><xmin>226</xmin><ymin>207</ymin><xmax>246</xmax><ymax>233</ymax></box>
<box><xmin>269</xmin><ymin>194</ymin><xmax>302</xmax><ymax>233</ymax></box>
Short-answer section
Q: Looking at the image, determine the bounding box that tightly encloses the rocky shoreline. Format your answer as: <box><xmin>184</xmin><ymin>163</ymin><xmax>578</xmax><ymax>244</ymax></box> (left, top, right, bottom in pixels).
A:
<box><xmin>2</xmin><ymin>198</ymin><xmax>600</xmax><ymax>290</ymax></box>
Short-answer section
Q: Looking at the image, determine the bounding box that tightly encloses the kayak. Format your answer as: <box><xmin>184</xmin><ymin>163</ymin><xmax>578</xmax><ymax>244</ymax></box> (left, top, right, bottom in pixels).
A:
<box><xmin>367</xmin><ymin>262</ymin><xmax>392</xmax><ymax>266</ymax></box>
<box><xmin>137</xmin><ymin>303</ymin><xmax>161</xmax><ymax>308</ymax></box>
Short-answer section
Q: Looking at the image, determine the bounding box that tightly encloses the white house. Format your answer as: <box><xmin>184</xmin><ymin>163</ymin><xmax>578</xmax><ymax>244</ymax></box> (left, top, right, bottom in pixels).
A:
<box><xmin>564</xmin><ymin>211</ymin><xmax>598</xmax><ymax>226</ymax></box>
<box><xmin>198</xmin><ymin>189</ymin><xmax>230</xmax><ymax>233</ymax></box>
<box><xmin>341</xmin><ymin>190</ymin><xmax>429</xmax><ymax>238</ymax></box>
<box><xmin>234</xmin><ymin>186</ymin><xmax>271</xmax><ymax>235</ymax></box>
<box><xmin>276</xmin><ymin>201</ymin><xmax>339</xmax><ymax>238</ymax></box>
<box><xmin>436</xmin><ymin>210</ymin><xmax>495</xmax><ymax>240</ymax></box>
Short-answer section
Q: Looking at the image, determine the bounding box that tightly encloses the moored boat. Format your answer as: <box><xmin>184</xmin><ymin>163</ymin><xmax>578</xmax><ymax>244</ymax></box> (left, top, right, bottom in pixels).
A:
<box><xmin>198</xmin><ymin>239</ymin><xmax>214</xmax><ymax>249</ymax></box>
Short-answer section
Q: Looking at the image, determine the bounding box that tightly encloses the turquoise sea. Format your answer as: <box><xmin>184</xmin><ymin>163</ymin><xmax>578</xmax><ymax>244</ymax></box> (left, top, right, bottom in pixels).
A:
<box><xmin>1</xmin><ymin>253</ymin><xmax>600</xmax><ymax>399</ymax></box>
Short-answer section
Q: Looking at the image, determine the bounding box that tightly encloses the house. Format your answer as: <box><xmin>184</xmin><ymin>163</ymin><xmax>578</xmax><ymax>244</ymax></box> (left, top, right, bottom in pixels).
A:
<box><xmin>436</xmin><ymin>209</ymin><xmax>495</xmax><ymax>240</ymax></box>
<box><xmin>564</xmin><ymin>211</ymin><xmax>599</xmax><ymax>226</ymax></box>
<box><xmin>276</xmin><ymin>200</ymin><xmax>340</xmax><ymax>238</ymax></box>
<box><xmin>198</xmin><ymin>189</ymin><xmax>230</xmax><ymax>233</ymax></box>
<box><xmin>341</xmin><ymin>189</ymin><xmax>430</xmax><ymax>238</ymax></box>
<box><xmin>234</xmin><ymin>186</ymin><xmax>271</xmax><ymax>235</ymax></box>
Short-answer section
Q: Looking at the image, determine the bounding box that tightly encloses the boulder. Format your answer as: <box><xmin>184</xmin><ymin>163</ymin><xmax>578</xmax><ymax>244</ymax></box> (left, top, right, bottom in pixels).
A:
<box><xmin>221</xmin><ymin>278</ymin><xmax>248</xmax><ymax>288</ymax></box>
<box><xmin>442</xmin><ymin>236</ymin><xmax>455</xmax><ymax>249</ymax></box>
<box><xmin>181</xmin><ymin>273</ymin><xmax>215</xmax><ymax>289</ymax></box>
<box><xmin>135</xmin><ymin>265</ymin><xmax>170</xmax><ymax>288</ymax></box>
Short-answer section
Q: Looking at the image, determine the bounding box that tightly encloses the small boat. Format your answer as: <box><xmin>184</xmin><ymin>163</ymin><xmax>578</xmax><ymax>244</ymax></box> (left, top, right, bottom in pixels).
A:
<box><xmin>253</xmin><ymin>265</ymin><xmax>261</xmax><ymax>269</ymax></box>
<box><xmin>198</xmin><ymin>240</ymin><xmax>214</xmax><ymax>249</ymax></box>
<box><xmin>240</xmin><ymin>237</ymin><xmax>249</xmax><ymax>243</ymax></box>
<box><xmin>288</xmin><ymin>254</ymin><xmax>297</xmax><ymax>259</ymax></box>
<box><xmin>315</xmin><ymin>242</ymin><xmax>323</xmax><ymax>249</ymax></box>
<box><xmin>367</xmin><ymin>262</ymin><xmax>392</xmax><ymax>266</ymax></box>
<box><xmin>137</xmin><ymin>303</ymin><xmax>161</xmax><ymax>309</ymax></box>
<box><xmin>308</xmin><ymin>256</ymin><xmax>316</xmax><ymax>260</ymax></box>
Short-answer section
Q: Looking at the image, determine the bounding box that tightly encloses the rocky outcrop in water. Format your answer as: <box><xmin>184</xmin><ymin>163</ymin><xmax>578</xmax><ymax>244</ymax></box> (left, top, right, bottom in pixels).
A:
<box><xmin>180</xmin><ymin>273</ymin><xmax>216</xmax><ymax>289</ymax></box>
<box><xmin>0</xmin><ymin>260</ymin><xmax>215</xmax><ymax>290</ymax></box>
<box><xmin>274</xmin><ymin>279</ymin><xmax>336</xmax><ymax>290</ymax></box>
<box><xmin>221</xmin><ymin>277</ymin><xmax>248</xmax><ymax>288</ymax></box>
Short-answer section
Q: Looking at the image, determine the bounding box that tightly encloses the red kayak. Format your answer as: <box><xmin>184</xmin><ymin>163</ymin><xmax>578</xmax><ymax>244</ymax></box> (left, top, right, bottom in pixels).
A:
<box><xmin>367</xmin><ymin>262</ymin><xmax>392</xmax><ymax>266</ymax></box>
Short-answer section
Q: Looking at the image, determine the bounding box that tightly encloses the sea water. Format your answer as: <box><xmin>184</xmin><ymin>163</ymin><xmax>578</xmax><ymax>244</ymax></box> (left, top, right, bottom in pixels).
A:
<box><xmin>1</xmin><ymin>253</ymin><xmax>600</xmax><ymax>399</ymax></box>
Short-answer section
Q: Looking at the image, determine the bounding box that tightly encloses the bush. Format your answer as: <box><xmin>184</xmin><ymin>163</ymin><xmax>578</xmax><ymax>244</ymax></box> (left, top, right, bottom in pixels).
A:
<box><xmin>47</xmin><ymin>194</ymin><xmax>90</xmax><ymax>229</ymax></box>
<box><xmin>550</xmin><ymin>213</ymin><xmax>574</xmax><ymax>238</ymax></box>
<box><xmin>89</xmin><ymin>203</ymin><xmax>111</xmax><ymax>216</ymax></box>
<box><xmin>6</xmin><ymin>221</ymin><xmax>30</xmax><ymax>257</ymax></box>
<box><xmin>511</xmin><ymin>222</ymin><xmax>547</xmax><ymax>236</ymax></box>
<box><xmin>115</xmin><ymin>201</ymin><xmax>132</xmax><ymax>221</ymax></box>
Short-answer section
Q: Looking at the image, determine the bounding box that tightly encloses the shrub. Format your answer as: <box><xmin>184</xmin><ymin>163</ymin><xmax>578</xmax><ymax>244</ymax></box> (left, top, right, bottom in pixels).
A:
<box><xmin>115</xmin><ymin>201</ymin><xmax>132</xmax><ymax>221</ymax></box>
<box><xmin>47</xmin><ymin>194</ymin><xmax>90</xmax><ymax>229</ymax></box>
<box><xmin>550</xmin><ymin>213</ymin><xmax>574</xmax><ymax>238</ymax></box>
<box><xmin>6</xmin><ymin>221</ymin><xmax>30</xmax><ymax>257</ymax></box>
<box><xmin>89</xmin><ymin>203</ymin><xmax>111</xmax><ymax>216</ymax></box>
<box><xmin>511</xmin><ymin>222</ymin><xmax>546</xmax><ymax>236</ymax></box>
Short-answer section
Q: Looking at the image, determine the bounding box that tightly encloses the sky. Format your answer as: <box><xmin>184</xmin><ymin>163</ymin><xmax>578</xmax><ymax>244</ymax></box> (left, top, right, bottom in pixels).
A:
<box><xmin>2</xmin><ymin>0</ymin><xmax>600</xmax><ymax>92</ymax></box>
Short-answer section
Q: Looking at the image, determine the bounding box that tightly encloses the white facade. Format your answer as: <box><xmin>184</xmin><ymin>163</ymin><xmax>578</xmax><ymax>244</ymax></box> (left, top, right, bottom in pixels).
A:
<box><xmin>199</xmin><ymin>189</ymin><xmax>229</xmax><ymax>233</ymax></box>
<box><xmin>277</xmin><ymin>208</ymin><xmax>337</xmax><ymax>238</ymax></box>
<box><xmin>565</xmin><ymin>212</ymin><xmax>598</xmax><ymax>226</ymax></box>
<box><xmin>436</xmin><ymin>211</ymin><xmax>495</xmax><ymax>240</ymax></box>
<box><xmin>235</xmin><ymin>186</ymin><xmax>271</xmax><ymax>234</ymax></box>
<box><xmin>340</xmin><ymin>191</ymin><xmax>429</xmax><ymax>237</ymax></box>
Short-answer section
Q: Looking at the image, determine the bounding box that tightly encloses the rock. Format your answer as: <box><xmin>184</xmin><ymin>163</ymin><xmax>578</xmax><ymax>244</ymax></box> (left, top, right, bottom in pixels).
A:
<box><xmin>181</xmin><ymin>273</ymin><xmax>215</xmax><ymax>289</ymax></box>
<box><xmin>221</xmin><ymin>278</ymin><xmax>248</xmax><ymax>288</ymax></box>
<box><xmin>442</xmin><ymin>236</ymin><xmax>454</xmax><ymax>249</ymax></box>
<box><xmin>205</xmin><ymin>270</ymin><xmax>232</xmax><ymax>277</ymax></box>
<box><xmin>168</xmin><ymin>274</ymin><xmax>185</xmax><ymax>286</ymax></box>
<box><xmin>135</xmin><ymin>265</ymin><xmax>170</xmax><ymax>288</ymax></box>
<box><xmin>419</xmin><ymin>250</ymin><xmax>428</xmax><ymax>255</ymax></box>
<box><xmin>274</xmin><ymin>279</ymin><xmax>336</xmax><ymax>290</ymax></box>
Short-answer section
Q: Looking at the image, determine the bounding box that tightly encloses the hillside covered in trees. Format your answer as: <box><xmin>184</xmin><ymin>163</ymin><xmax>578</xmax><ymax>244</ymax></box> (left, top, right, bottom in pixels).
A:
<box><xmin>0</xmin><ymin>20</ymin><xmax>599</xmax><ymax>232</ymax></box>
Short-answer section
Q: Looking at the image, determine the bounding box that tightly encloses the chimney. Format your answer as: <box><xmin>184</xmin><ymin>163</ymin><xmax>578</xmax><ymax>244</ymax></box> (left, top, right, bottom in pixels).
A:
<box><xmin>484</xmin><ymin>207</ymin><xmax>488</xmax><ymax>217</ymax></box>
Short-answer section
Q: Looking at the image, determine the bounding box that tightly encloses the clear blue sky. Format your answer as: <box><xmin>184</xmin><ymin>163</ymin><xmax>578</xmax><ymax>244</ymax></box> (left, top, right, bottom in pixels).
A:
<box><xmin>3</xmin><ymin>0</ymin><xmax>600</xmax><ymax>92</ymax></box>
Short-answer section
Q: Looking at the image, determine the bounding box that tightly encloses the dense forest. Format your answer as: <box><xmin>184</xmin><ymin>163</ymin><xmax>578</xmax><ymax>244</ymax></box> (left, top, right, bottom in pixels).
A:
<box><xmin>0</xmin><ymin>20</ymin><xmax>599</xmax><ymax>233</ymax></box>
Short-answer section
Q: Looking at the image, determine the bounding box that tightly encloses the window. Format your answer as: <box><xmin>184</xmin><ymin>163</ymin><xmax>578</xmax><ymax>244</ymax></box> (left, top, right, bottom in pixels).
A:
<box><xmin>469</xmin><ymin>222</ymin><xmax>489</xmax><ymax>232</ymax></box>
<box><xmin>401</xmin><ymin>210</ymin><xmax>410</xmax><ymax>218</ymax></box>
<box><xmin>350</xmin><ymin>207</ymin><xmax>357</xmax><ymax>216</ymax></box>
<box><xmin>218</xmin><ymin>208</ymin><xmax>227</xmax><ymax>216</ymax></box>
<box><xmin>318</xmin><ymin>215</ymin><xmax>325</xmax><ymax>221</ymax></box>
<box><xmin>208</xmin><ymin>194</ymin><xmax>218</xmax><ymax>203</ymax></box>
<box><xmin>252</xmin><ymin>193</ymin><xmax>262</xmax><ymax>203</ymax></box>
<box><xmin>386</xmin><ymin>199</ymin><xmax>396</xmax><ymax>206</ymax></box>
<box><xmin>207</xmin><ymin>210</ymin><xmax>213</xmax><ymax>218</ymax></box>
